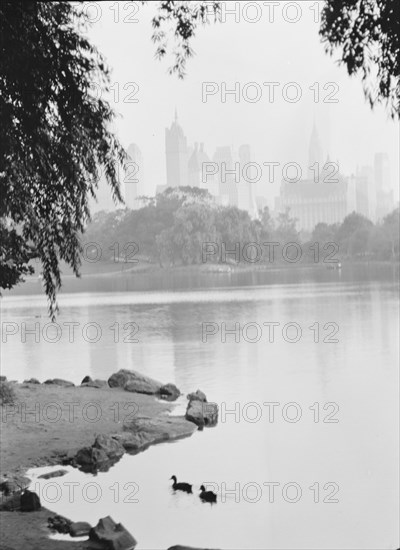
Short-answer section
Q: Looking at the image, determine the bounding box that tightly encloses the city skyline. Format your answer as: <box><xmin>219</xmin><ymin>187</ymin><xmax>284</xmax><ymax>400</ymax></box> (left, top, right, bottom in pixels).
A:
<box><xmin>87</xmin><ymin>2</ymin><xmax>399</xmax><ymax>207</ymax></box>
<box><xmin>93</xmin><ymin>112</ymin><xmax>396</xmax><ymax>232</ymax></box>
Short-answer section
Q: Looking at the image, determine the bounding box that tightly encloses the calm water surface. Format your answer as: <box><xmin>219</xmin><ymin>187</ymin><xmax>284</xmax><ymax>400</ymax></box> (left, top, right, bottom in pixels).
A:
<box><xmin>1</xmin><ymin>267</ymin><xmax>399</xmax><ymax>549</ymax></box>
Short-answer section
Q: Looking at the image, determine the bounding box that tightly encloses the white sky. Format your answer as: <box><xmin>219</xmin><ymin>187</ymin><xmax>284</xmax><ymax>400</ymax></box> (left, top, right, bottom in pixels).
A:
<box><xmin>86</xmin><ymin>0</ymin><xmax>399</xmax><ymax>205</ymax></box>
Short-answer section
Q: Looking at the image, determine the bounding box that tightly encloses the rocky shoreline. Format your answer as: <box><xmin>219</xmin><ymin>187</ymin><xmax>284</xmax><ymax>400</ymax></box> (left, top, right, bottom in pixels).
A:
<box><xmin>0</xmin><ymin>370</ymin><xmax>219</xmax><ymax>550</ymax></box>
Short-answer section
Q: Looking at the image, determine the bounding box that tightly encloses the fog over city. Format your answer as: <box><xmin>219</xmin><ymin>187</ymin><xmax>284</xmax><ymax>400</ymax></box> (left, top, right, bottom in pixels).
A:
<box><xmin>87</xmin><ymin>1</ymin><xmax>399</xmax><ymax>205</ymax></box>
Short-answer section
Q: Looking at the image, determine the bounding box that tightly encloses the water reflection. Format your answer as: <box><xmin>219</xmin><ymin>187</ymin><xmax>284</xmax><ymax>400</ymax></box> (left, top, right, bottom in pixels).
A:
<box><xmin>2</xmin><ymin>271</ymin><xmax>399</xmax><ymax>549</ymax></box>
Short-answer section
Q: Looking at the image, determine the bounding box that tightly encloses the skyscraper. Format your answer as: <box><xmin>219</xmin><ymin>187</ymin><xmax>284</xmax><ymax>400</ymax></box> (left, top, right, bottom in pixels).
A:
<box><xmin>278</xmin><ymin>124</ymin><xmax>352</xmax><ymax>231</ymax></box>
<box><xmin>165</xmin><ymin>110</ymin><xmax>189</xmax><ymax>188</ymax></box>
<box><xmin>308</xmin><ymin>120</ymin><xmax>324</xmax><ymax>180</ymax></box>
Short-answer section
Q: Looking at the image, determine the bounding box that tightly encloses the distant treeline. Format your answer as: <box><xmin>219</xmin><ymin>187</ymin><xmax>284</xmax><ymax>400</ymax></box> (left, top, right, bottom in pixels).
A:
<box><xmin>83</xmin><ymin>187</ymin><xmax>399</xmax><ymax>266</ymax></box>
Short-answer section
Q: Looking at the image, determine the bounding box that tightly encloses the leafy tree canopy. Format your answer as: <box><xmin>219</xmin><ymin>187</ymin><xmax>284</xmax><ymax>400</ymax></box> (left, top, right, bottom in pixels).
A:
<box><xmin>320</xmin><ymin>0</ymin><xmax>399</xmax><ymax>117</ymax></box>
<box><xmin>0</xmin><ymin>0</ymin><xmax>125</xmax><ymax>316</ymax></box>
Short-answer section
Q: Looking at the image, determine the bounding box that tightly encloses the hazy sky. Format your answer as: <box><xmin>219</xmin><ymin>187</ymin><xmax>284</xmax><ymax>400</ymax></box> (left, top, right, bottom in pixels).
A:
<box><xmin>86</xmin><ymin>1</ymin><xmax>399</xmax><ymax>205</ymax></box>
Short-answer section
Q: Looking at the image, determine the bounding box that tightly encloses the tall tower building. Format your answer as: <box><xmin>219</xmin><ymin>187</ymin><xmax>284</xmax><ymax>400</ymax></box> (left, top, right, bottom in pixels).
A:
<box><xmin>124</xmin><ymin>143</ymin><xmax>144</xmax><ymax>210</ymax></box>
<box><xmin>165</xmin><ymin>110</ymin><xmax>189</xmax><ymax>188</ymax></box>
<box><xmin>308</xmin><ymin>121</ymin><xmax>324</xmax><ymax>180</ymax></box>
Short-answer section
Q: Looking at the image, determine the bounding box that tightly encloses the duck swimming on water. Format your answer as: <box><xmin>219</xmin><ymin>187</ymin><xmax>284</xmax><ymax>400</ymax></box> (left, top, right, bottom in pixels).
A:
<box><xmin>170</xmin><ymin>475</ymin><xmax>192</xmax><ymax>493</ymax></box>
<box><xmin>199</xmin><ymin>484</ymin><xmax>217</xmax><ymax>503</ymax></box>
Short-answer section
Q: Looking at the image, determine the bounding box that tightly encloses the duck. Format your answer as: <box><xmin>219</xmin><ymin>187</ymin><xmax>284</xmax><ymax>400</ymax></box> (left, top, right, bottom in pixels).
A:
<box><xmin>199</xmin><ymin>484</ymin><xmax>217</xmax><ymax>503</ymax></box>
<box><xmin>170</xmin><ymin>475</ymin><xmax>192</xmax><ymax>493</ymax></box>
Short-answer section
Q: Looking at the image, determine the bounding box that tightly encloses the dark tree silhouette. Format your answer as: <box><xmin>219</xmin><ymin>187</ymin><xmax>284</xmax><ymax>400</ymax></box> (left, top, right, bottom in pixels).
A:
<box><xmin>0</xmin><ymin>1</ymin><xmax>126</xmax><ymax>316</ymax></box>
<box><xmin>320</xmin><ymin>0</ymin><xmax>400</xmax><ymax>118</ymax></box>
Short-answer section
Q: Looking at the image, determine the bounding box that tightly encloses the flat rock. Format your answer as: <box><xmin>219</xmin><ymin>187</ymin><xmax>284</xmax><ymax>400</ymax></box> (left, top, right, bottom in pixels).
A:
<box><xmin>38</xmin><ymin>469</ymin><xmax>68</xmax><ymax>480</ymax></box>
<box><xmin>44</xmin><ymin>378</ymin><xmax>75</xmax><ymax>387</ymax></box>
<box><xmin>81</xmin><ymin>379</ymin><xmax>107</xmax><ymax>388</ymax></box>
<box><xmin>70</xmin><ymin>521</ymin><xmax>92</xmax><ymax>537</ymax></box>
<box><xmin>89</xmin><ymin>516</ymin><xmax>137</xmax><ymax>549</ymax></box>
<box><xmin>116</xmin><ymin>415</ymin><xmax>197</xmax><ymax>453</ymax></box>
<box><xmin>108</xmin><ymin>369</ymin><xmax>162</xmax><ymax>395</ymax></box>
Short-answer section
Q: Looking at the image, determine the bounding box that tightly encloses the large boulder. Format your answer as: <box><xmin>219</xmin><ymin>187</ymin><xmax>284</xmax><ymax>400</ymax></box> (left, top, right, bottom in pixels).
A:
<box><xmin>185</xmin><ymin>400</ymin><xmax>218</xmax><ymax>428</ymax></box>
<box><xmin>108</xmin><ymin>369</ymin><xmax>162</xmax><ymax>395</ymax></box>
<box><xmin>20</xmin><ymin>489</ymin><xmax>41</xmax><ymax>511</ymax></box>
<box><xmin>23</xmin><ymin>378</ymin><xmax>40</xmax><ymax>384</ymax></box>
<box><xmin>158</xmin><ymin>383</ymin><xmax>180</xmax><ymax>401</ymax></box>
<box><xmin>44</xmin><ymin>378</ymin><xmax>74</xmax><ymax>387</ymax></box>
<box><xmin>89</xmin><ymin>516</ymin><xmax>137</xmax><ymax>549</ymax></box>
<box><xmin>74</xmin><ymin>435</ymin><xmax>125</xmax><ymax>473</ymax></box>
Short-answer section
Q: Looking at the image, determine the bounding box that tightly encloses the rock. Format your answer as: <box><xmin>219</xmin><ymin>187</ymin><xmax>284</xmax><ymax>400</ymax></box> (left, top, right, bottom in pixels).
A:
<box><xmin>108</xmin><ymin>369</ymin><xmax>162</xmax><ymax>395</ymax></box>
<box><xmin>74</xmin><ymin>434</ymin><xmax>125</xmax><ymax>473</ymax></box>
<box><xmin>44</xmin><ymin>378</ymin><xmax>75</xmax><ymax>387</ymax></box>
<box><xmin>89</xmin><ymin>516</ymin><xmax>137</xmax><ymax>549</ymax></box>
<box><xmin>185</xmin><ymin>400</ymin><xmax>218</xmax><ymax>428</ymax></box>
<box><xmin>187</xmin><ymin>389</ymin><xmax>207</xmax><ymax>402</ymax></box>
<box><xmin>20</xmin><ymin>489</ymin><xmax>41</xmax><ymax>511</ymax></box>
<box><xmin>116</xmin><ymin>415</ymin><xmax>197</xmax><ymax>453</ymax></box>
<box><xmin>158</xmin><ymin>383</ymin><xmax>180</xmax><ymax>401</ymax></box>
<box><xmin>70</xmin><ymin>521</ymin><xmax>92</xmax><ymax>537</ymax></box>
<box><xmin>0</xmin><ymin>492</ymin><xmax>22</xmax><ymax>511</ymax></box>
<box><xmin>38</xmin><ymin>469</ymin><xmax>68</xmax><ymax>479</ymax></box>
<box><xmin>81</xmin><ymin>375</ymin><xmax>92</xmax><ymax>384</ymax></box>
<box><xmin>23</xmin><ymin>378</ymin><xmax>40</xmax><ymax>384</ymax></box>
<box><xmin>168</xmin><ymin>547</ymin><xmax>219</xmax><ymax>550</ymax></box>
<box><xmin>81</xmin><ymin>379</ymin><xmax>107</xmax><ymax>388</ymax></box>
<box><xmin>48</xmin><ymin>514</ymin><xmax>71</xmax><ymax>534</ymax></box>
<box><xmin>0</xmin><ymin>375</ymin><xmax>6</xmax><ymax>382</ymax></box>
<box><xmin>0</xmin><ymin>475</ymin><xmax>30</xmax><ymax>494</ymax></box>
<box><xmin>94</xmin><ymin>434</ymin><xmax>124</xmax><ymax>458</ymax></box>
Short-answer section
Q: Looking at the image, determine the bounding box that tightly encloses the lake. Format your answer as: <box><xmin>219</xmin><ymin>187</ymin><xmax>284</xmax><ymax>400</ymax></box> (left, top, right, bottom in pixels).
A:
<box><xmin>1</xmin><ymin>265</ymin><xmax>399</xmax><ymax>549</ymax></box>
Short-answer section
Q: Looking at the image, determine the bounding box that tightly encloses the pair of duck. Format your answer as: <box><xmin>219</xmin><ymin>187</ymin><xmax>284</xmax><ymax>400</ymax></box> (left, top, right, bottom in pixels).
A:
<box><xmin>170</xmin><ymin>475</ymin><xmax>217</xmax><ymax>503</ymax></box>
